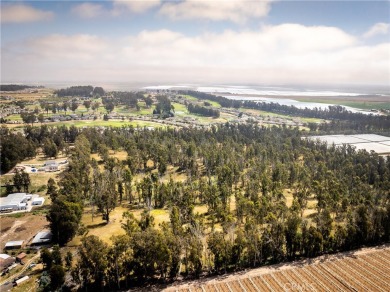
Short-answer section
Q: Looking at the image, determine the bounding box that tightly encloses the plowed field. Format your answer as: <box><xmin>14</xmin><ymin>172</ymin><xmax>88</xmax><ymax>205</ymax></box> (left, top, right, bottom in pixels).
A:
<box><xmin>164</xmin><ymin>246</ymin><xmax>390</xmax><ymax>292</ymax></box>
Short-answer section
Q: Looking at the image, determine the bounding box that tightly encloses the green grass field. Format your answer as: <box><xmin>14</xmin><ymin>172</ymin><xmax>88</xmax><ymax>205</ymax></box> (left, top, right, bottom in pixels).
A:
<box><xmin>171</xmin><ymin>102</ymin><xmax>189</xmax><ymax>117</ymax></box>
<box><xmin>180</xmin><ymin>94</ymin><xmax>221</xmax><ymax>108</ymax></box>
<box><xmin>240</xmin><ymin>108</ymin><xmax>324</xmax><ymax>124</ymax></box>
<box><xmin>335</xmin><ymin>101</ymin><xmax>390</xmax><ymax>110</ymax></box>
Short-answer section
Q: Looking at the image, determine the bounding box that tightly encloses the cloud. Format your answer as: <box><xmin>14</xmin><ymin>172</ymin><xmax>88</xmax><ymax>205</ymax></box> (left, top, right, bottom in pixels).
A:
<box><xmin>2</xmin><ymin>24</ymin><xmax>389</xmax><ymax>86</ymax></box>
<box><xmin>1</xmin><ymin>4</ymin><xmax>54</xmax><ymax>23</ymax></box>
<box><xmin>71</xmin><ymin>3</ymin><xmax>105</xmax><ymax>19</ymax></box>
<box><xmin>363</xmin><ymin>23</ymin><xmax>390</xmax><ymax>38</ymax></box>
<box><xmin>159</xmin><ymin>0</ymin><xmax>272</xmax><ymax>23</ymax></box>
<box><xmin>112</xmin><ymin>0</ymin><xmax>161</xmax><ymax>14</ymax></box>
<box><xmin>26</xmin><ymin>34</ymin><xmax>109</xmax><ymax>60</ymax></box>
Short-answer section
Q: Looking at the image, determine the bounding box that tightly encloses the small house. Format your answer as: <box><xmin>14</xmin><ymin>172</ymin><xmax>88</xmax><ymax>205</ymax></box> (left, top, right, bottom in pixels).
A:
<box><xmin>16</xmin><ymin>253</ymin><xmax>27</xmax><ymax>264</ymax></box>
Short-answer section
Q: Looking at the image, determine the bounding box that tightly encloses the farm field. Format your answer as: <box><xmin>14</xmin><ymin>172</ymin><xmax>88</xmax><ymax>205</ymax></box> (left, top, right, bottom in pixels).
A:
<box><xmin>164</xmin><ymin>245</ymin><xmax>390</xmax><ymax>292</ymax></box>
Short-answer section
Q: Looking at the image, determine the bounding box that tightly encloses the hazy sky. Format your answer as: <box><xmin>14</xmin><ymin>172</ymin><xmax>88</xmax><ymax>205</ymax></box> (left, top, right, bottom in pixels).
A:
<box><xmin>1</xmin><ymin>1</ymin><xmax>389</xmax><ymax>87</ymax></box>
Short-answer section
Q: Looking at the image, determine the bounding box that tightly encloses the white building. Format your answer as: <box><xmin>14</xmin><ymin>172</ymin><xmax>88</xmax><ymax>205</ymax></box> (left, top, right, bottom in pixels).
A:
<box><xmin>4</xmin><ymin>240</ymin><xmax>24</xmax><ymax>249</ymax></box>
<box><xmin>15</xmin><ymin>276</ymin><xmax>29</xmax><ymax>286</ymax></box>
<box><xmin>44</xmin><ymin>161</ymin><xmax>59</xmax><ymax>172</ymax></box>
<box><xmin>31</xmin><ymin>230</ymin><xmax>52</xmax><ymax>245</ymax></box>
<box><xmin>32</xmin><ymin>197</ymin><xmax>45</xmax><ymax>206</ymax></box>
<box><xmin>0</xmin><ymin>193</ymin><xmax>28</xmax><ymax>212</ymax></box>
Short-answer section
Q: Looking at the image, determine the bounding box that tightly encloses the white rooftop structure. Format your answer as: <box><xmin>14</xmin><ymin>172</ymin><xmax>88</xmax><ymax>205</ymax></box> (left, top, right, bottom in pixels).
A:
<box><xmin>351</xmin><ymin>134</ymin><xmax>390</xmax><ymax>142</ymax></box>
<box><xmin>32</xmin><ymin>197</ymin><xmax>45</xmax><ymax>206</ymax></box>
<box><xmin>0</xmin><ymin>254</ymin><xmax>10</xmax><ymax>260</ymax></box>
<box><xmin>309</xmin><ymin>135</ymin><xmax>367</xmax><ymax>145</ymax></box>
<box><xmin>306</xmin><ymin>134</ymin><xmax>390</xmax><ymax>155</ymax></box>
<box><xmin>0</xmin><ymin>193</ymin><xmax>28</xmax><ymax>211</ymax></box>
<box><xmin>5</xmin><ymin>240</ymin><xmax>24</xmax><ymax>249</ymax></box>
<box><xmin>350</xmin><ymin>142</ymin><xmax>390</xmax><ymax>154</ymax></box>
<box><xmin>44</xmin><ymin>161</ymin><xmax>58</xmax><ymax>166</ymax></box>
<box><xmin>15</xmin><ymin>276</ymin><xmax>29</xmax><ymax>285</ymax></box>
<box><xmin>31</xmin><ymin>230</ymin><xmax>52</xmax><ymax>245</ymax></box>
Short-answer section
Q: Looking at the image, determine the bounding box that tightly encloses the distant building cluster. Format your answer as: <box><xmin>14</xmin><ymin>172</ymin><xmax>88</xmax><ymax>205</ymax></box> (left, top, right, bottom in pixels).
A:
<box><xmin>1</xmin><ymin>230</ymin><xmax>53</xmax><ymax>275</ymax></box>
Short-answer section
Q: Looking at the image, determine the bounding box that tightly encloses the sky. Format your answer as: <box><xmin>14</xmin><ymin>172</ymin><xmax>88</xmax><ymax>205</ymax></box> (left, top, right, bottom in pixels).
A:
<box><xmin>1</xmin><ymin>0</ymin><xmax>390</xmax><ymax>88</ymax></box>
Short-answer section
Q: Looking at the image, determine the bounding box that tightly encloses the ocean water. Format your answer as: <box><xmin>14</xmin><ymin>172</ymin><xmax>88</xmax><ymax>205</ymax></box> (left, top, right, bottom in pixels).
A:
<box><xmin>221</xmin><ymin>95</ymin><xmax>376</xmax><ymax>114</ymax></box>
<box><xmin>196</xmin><ymin>86</ymin><xmax>363</xmax><ymax>97</ymax></box>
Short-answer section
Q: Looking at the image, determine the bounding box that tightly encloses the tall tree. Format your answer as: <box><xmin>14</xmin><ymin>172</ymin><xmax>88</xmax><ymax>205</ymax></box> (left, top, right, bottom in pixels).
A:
<box><xmin>13</xmin><ymin>169</ymin><xmax>24</xmax><ymax>192</ymax></box>
<box><xmin>63</xmin><ymin>101</ymin><xmax>69</xmax><ymax>115</ymax></box>
<box><xmin>47</xmin><ymin>196</ymin><xmax>83</xmax><ymax>245</ymax></box>
<box><xmin>74</xmin><ymin>235</ymin><xmax>108</xmax><ymax>289</ymax></box>
<box><xmin>21</xmin><ymin>170</ymin><xmax>31</xmax><ymax>193</ymax></box>
<box><xmin>94</xmin><ymin>170</ymin><xmax>118</xmax><ymax>222</ymax></box>
<box><xmin>20</xmin><ymin>112</ymin><xmax>36</xmax><ymax>126</ymax></box>
<box><xmin>92</xmin><ymin>101</ymin><xmax>100</xmax><ymax>112</ymax></box>
<box><xmin>71</xmin><ymin>101</ymin><xmax>79</xmax><ymax>113</ymax></box>
<box><xmin>83</xmin><ymin>100</ymin><xmax>91</xmax><ymax>111</ymax></box>
<box><xmin>50</xmin><ymin>265</ymin><xmax>65</xmax><ymax>290</ymax></box>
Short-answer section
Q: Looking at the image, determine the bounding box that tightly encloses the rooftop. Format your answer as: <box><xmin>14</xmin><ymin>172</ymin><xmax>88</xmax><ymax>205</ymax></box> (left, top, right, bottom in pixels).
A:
<box><xmin>0</xmin><ymin>254</ymin><xmax>10</xmax><ymax>260</ymax></box>
<box><xmin>0</xmin><ymin>193</ymin><xmax>28</xmax><ymax>207</ymax></box>
<box><xmin>5</xmin><ymin>240</ymin><xmax>24</xmax><ymax>248</ymax></box>
<box><xmin>306</xmin><ymin>134</ymin><xmax>390</xmax><ymax>155</ymax></box>
<box><xmin>31</xmin><ymin>230</ymin><xmax>52</xmax><ymax>245</ymax></box>
<box><xmin>32</xmin><ymin>197</ymin><xmax>44</xmax><ymax>202</ymax></box>
<box><xmin>16</xmin><ymin>253</ymin><xmax>26</xmax><ymax>259</ymax></box>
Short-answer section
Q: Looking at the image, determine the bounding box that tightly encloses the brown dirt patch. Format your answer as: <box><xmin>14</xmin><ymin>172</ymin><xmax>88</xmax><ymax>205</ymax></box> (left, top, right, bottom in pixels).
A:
<box><xmin>0</xmin><ymin>214</ymin><xmax>49</xmax><ymax>251</ymax></box>
<box><xmin>0</xmin><ymin>217</ymin><xmax>14</xmax><ymax>233</ymax></box>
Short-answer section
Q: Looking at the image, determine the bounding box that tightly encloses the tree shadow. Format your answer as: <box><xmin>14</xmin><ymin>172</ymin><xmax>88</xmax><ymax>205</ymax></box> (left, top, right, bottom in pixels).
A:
<box><xmin>86</xmin><ymin>222</ymin><xmax>107</xmax><ymax>229</ymax></box>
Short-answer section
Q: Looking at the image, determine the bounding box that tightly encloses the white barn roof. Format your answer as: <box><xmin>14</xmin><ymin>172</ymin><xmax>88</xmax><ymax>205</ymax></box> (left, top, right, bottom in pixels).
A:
<box><xmin>31</xmin><ymin>230</ymin><xmax>52</xmax><ymax>245</ymax></box>
<box><xmin>5</xmin><ymin>240</ymin><xmax>24</xmax><ymax>248</ymax></box>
